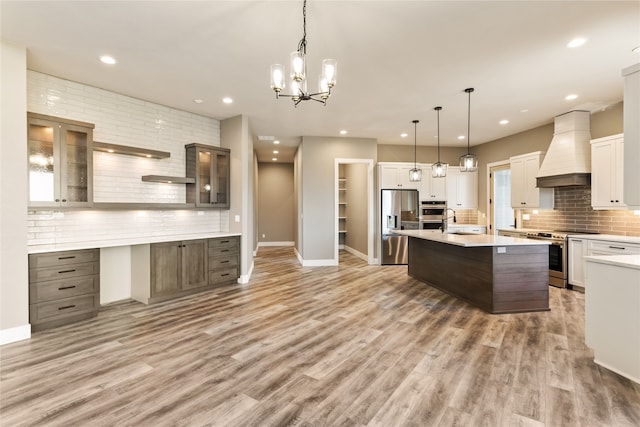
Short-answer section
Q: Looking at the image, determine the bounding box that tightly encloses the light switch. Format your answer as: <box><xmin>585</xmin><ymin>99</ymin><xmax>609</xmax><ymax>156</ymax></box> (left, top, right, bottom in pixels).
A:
<box><xmin>235</xmin><ymin>215</ymin><xmax>240</xmax><ymax>222</ymax></box>
<box><xmin>497</xmin><ymin>247</ymin><xmax>506</xmax><ymax>253</ymax></box>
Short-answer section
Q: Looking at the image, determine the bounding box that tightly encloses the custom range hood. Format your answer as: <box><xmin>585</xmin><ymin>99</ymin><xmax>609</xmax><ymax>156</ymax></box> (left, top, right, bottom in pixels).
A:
<box><xmin>536</xmin><ymin>110</ymin><xmax>592</xmax><ymax>188</ymax></box>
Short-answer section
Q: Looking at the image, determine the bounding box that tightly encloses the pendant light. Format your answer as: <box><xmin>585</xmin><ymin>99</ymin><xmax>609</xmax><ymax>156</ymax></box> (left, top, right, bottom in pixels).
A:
<box><xmin>432</xmin><ymin>106</ymin><xmax>448</xmax><ymax>178</ymax></box>
<box><xmin>409</xmin><ymin>119</ymin><xmax>422</xmax><ymax>182</ymax></box>
<box><xmin>459</xmin><ymin>87</ymin><xmax>478</xmax><ymax>172</ymax></box>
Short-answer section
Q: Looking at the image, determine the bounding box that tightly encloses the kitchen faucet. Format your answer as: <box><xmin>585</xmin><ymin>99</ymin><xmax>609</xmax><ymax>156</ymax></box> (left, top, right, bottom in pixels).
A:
<box><xmin>442</xmin><ymin>208</ymin><xmax>457</xmax><ymax>232</ymax></box>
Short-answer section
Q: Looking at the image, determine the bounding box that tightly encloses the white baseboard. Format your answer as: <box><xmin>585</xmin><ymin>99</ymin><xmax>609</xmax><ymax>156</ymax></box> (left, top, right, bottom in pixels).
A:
<box><xmin>343</xmin><ymin>245</ymin><xmax>368</xmax><ymax>262</ymax></box>
<box><xmin>258</xmin><ymin>241</ymin><xmax>295</xmax><ymax>247</ymax></box>
<box><xmin>293</xmin><ymin>247</ymin><xmax>337</xmax><ymax>266</ymax></box>
<box><xmin>0</xmin><ymin>324</ymin><xmax>31</xmax><ymax>346</ymax></box>
<box><xmin>238</xmin><ymin>259</ymin><xmax>254</xmax><ymax>284</ymax></box>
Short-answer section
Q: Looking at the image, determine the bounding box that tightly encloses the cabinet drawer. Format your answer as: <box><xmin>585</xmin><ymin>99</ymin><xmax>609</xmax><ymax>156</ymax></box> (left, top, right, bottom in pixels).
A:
<box><xmin>209</xmin><ymin>267</ymin><xmax>238</xmax><ymax>286</ymax></box>
<box><xmin>588</xmin><ymin>241</ymin><xmax>640</xmax><ymax>255</ymax></box>
<box><xmin>29</xmin><ymin>261</ymin><xmax>99</xmax><ymax>283</ymax></box>
<box><xmin>209</xmin><ymin>255</ymin><xmax>238</xmax><ymax>270</ymax></box>
<box><xmin>209</xmin><ymin>246</ymin><xmax>238</xmax><ymax>258</ymax></box>
<box><xmin>29</xmin><ymin>293</ymin><xmax>99</xmax><ymax>324</ymax></box>
<box><xmin>208</xmin><ymin>237</ymin><xmax>239</xmax><ymax>250</ymax></box>
<box><xmin>30</xmin><ymin>275</ymin><xmax>99</xmax><ymax>304</ymax></box>
<box><xmin>29</xmin><ymin>249</ymin><xmax>99</xmax><ymax>269</ymax></box>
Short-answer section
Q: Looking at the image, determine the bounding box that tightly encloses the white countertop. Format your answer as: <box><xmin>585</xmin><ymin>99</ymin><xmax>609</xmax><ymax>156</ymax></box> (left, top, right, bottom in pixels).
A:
<box><xmin>28</xmin><ymin>232</ymin><xmax>241</xmax><ymax>254</ymax></box>
<box><xmin>393</xmin><ymin>230</ymin><xmax>551</xmax><ymax>247</ymax></box>
<box><xmin>585</xmin><ymin>254</ymin><xmax>640</xmax><ymax>270</ymax></box>
<box><xmin>567</xmin><ymin>234</ymin><xmax>640</xmax><ymax>244</ymax></box>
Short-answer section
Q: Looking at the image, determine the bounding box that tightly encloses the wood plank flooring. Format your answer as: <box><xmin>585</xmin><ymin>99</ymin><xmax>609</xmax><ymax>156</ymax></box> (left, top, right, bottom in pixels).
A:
<box><xmin>2</xmin><ymin>246</ymin><xmax>640</xmax><ymax>426</ymax></box>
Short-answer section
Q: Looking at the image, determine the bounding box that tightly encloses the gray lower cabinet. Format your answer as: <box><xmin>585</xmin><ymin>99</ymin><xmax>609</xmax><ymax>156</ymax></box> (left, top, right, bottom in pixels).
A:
<box><xmin>132</xmin><ymin>236</ymin><xmax>239</xmax><ymax>304</ymax></box>
<box><xmin>28</xmin><ymin>249</ymin><xmax>100</xmax><ymax>331</ymax></box>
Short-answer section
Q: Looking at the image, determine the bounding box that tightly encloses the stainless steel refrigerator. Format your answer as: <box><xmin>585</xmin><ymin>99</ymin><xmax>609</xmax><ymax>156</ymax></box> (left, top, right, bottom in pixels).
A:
<box><xmin>381</xmin><ymin>189</ymin><xmax>419</xmax><ymax>265</ymax></box>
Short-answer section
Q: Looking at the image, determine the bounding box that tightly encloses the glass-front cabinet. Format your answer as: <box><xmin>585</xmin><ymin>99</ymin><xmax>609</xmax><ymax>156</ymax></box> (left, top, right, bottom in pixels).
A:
<box><xmin>185</xmin><ymin>143</ymin><xmax>230</xmax><ymax>208</ymax></box>
<box><xmin>27</xmin><ymin>113</ymin><xmax>94</xmax><ymax>208</ymax></box>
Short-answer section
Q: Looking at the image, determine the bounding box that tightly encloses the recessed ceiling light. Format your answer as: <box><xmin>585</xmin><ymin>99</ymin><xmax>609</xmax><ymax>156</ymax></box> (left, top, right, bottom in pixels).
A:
<box><xmin>99</xmin><ymin>55</ymin><xmax>117</xmax><ymax>65</ymax></box>
<box><xmin>107</xmin><ymin>149</ymin><xmax>114</xmax><ymax>153</ymax></box>
<box><xmin>499</xmin><ymin>119</ymin><xmax>509</xmax><ymax>125</ymax></box>
<box><xmin>400</xmin><ymin>133</ymin><xmax>408</xmax><ymax>138</ymax></box>
<box><xmin>567</xmin><ymin>38</ymin><xmax>587</xmax><ymax>48</ymax></box>
<box><xmin>633</xmin><ymin>46</ymin><xmax>640</xmax><ymax>53</ymax></box>
<box><xmin>520</xmin><ymin>109</ymin><xmax>529</xmax><ymax>113</ymax></box>
<box><xmin>272</xmin><ymin>157</ymin><xmax>277</xmax><ymax>161</ymax></box>
<box><xmin>339</xmin><ymin>130</ymin><xmax>347</xmax><ymax>135</ymax></box>
<box><xmin>274</xmin><ymin>140</ymin><xmax>280</xmax><ymax>145</ymax></box>
<box><xmin>222</xmin><ymin>97</ymin><xmax>233</xmax><ymax>104</ymax></box>
<box><xmin>194</xmin><ymin>99</ymin><xmax>204</xmax><ymax>104</ymax></box>
<box><xmin>565</xmin><ymin>94</ymin><xmax>579</xmax><ymax>100</ymax></box>
<box><xmin>458</xmin><ymin>135</ymin><xmax>465</xmax><ymax>140</ymax></box>
<box><xmin>273</xmin><ymin>150</ymin><xmax>279</xmax><ymax>154</ymax></box>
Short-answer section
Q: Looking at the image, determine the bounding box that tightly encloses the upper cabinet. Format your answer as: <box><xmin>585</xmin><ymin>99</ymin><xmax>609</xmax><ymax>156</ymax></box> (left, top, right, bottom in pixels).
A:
<box><xmin>510</xmin><ymin>152</ymin><xmax>554</xmax><ymax>209</ymax></box>
<box><xmin>446</xmin><ymin>167</ymin><xmax>477</xmax><ymax>209</ymax></box>
<box><xmin>185</xmin><ymin>143</ymin><xmax>231</xmax><ymax>208</ymax></box>
<box><xmin>591</xmin><ymin>134</ymin><xmax>625</xmax><ymax>210</ymax></box>
<box><xmin>623</xmin><ymin>63</ymin><xmax>640</xmax><ymax>209</ymax></box>
<box><xmin>27</xmin><ymin>113</ymin><xmax>94</xmax><ymax>208</ymax></box>
<box><xmin>379</xmin><ymin>163</ymin><xmax>420</xmax><ymax>190</ymax></box>
<box><xmin>420</xmin><ymin>166</ymin><xmax>447</xmax><ymax>201</ymax></box>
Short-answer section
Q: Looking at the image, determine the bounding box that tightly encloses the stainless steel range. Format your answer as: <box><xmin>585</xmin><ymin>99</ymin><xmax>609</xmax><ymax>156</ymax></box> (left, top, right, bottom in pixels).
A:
<box><xmin>525</xmin><ymin>229</ymin><xmax>599</xmax><ymax>288</ymax></box>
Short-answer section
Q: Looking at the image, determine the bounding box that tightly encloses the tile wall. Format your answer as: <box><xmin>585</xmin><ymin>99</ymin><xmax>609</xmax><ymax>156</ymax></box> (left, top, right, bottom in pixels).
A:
<box><xmin>521</xmin><ymin>185</ymin><xmax>640</xmax><ymax>236</ymax></box>
<box><xmin>27</xmin><ymin>72</ymin><xmax>226</xmax><ymax>247</ymax></box>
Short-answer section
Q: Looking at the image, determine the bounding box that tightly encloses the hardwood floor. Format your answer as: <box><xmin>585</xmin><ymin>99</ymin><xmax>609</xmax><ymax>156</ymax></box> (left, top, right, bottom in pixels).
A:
<box><xmin>2</xmin><ymin>246</ymin><xmax>640</xmax><ymax>426</ymax></box>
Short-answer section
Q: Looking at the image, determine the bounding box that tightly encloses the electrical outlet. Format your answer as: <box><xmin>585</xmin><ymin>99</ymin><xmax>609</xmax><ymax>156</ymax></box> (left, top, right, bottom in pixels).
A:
<box><xmin>262</xmin><ymin>234</ymin><xmax>265</xmax><ymax>238</ymax></box>
<box><xmin>234</xmin><ymin>215</ymin><xmax>240</xmax><ymax>222</ymax></box>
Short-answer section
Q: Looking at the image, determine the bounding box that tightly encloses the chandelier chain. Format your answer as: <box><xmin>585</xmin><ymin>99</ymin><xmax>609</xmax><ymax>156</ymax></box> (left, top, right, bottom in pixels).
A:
<box><xmin>298</xmin><ymin>0</ymin><xmax>307</xmax><ymax>55</ymax></box>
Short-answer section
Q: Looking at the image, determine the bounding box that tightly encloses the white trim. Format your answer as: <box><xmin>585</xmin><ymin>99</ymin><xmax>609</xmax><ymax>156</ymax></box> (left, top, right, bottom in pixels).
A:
<box><xmin>301</xmin><ymin>258</ymin><xmax>339</xmax><ymax>267</ymax></box>
<box><xmin>0</xmin><ymin>324</ymin><xmax>31</xmax><ymax>346</ymax></box>
<box><xmin>344</xmin><ymin>245</ymin><xmax>368</xmax><ymax>262</ymax></box>
<box><xmin>238</xmin><ymin>259</ymin><xmax>254</xmax><ymax>284</ymax></box>
<box><xmin>257</xmin><ymin>241</ymin><xmax>294</xmax><ymax>247</ymax></box>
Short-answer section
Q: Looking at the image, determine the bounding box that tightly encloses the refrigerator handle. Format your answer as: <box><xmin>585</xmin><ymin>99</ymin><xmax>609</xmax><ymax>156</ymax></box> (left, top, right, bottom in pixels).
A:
<box><xmin>387</xmin><ymin>215</ymin><xmax>397</xmax><ymax>229</ymax></box>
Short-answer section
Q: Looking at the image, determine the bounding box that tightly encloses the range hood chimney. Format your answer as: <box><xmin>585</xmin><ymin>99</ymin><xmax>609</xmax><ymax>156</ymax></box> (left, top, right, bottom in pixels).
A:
<box><xmin>536</xmin><ymin>110</ymin><xmax>592</xmax><ymax>188</ymax></box>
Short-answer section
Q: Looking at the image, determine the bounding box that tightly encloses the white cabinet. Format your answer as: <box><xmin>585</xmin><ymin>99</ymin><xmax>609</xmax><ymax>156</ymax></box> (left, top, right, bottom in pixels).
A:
<box><xmin>623</xmin><ymin>63</ymin><xmax>640</xmax><ymax>209</ymax></box>
<box><xmin>446</xmin><ymin>167</ymin><xmax>477</xmax><ymax>209</ymax></box>
<box><xmin>510</xmin><ymin>152</ymin><xmax>554</xmax><ymax>209</ymax></box>
<box><xmin>379</xmin><ymin>163</ymin><xmax>420</xmax><ymax>190</ymax></box>
<box><xmin>591</xmin><ymin>134</ymin><xmax>625</xmax><ymax>210</ymax></box>
<box><xmin>420</xmin><ymin>166</ymin><xmax>447</xmax><ymax>201</ymax></box>
<box><xmin>568</xmin><ymin>237</ymin><xmax>586</xmax><ymax>288</ymax></box>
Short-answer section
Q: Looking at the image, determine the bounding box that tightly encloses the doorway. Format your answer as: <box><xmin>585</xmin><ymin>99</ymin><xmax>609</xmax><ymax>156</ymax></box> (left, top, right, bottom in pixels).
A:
<box><xmin>335</xmin><ymin>159</ymin><xmax>375</xmax><ymax>265</ymax></box>
<box><xmin>489</xmin><ymin>162</ymin><xmax>514</xmax><ymax>234</ymax></box>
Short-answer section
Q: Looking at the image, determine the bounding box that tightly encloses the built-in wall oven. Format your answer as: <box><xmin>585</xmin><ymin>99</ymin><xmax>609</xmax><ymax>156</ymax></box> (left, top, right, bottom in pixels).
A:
<box><xmin>420</xmin><ymin>200</ymin><xmax>446</xmax><ymax>230</ymax></box>
<box><xmin>525</xmin><ymin>230</ymin><xmax>599</xmax><ymax>288</ymax></box>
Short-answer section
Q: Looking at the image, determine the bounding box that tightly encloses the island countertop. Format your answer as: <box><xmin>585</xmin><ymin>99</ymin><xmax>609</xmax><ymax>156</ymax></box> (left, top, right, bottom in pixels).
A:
<box><xmin>393</xmin><ymin>230</ymin><xmax>551</xmax><ymax>247</ymax></box>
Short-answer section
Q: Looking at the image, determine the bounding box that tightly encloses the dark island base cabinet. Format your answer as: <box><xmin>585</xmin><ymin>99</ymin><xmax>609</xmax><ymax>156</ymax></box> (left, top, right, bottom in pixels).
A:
<box><xmin>28</xmin><ymin>249</ymin><xmax>100</xmax><ymax>331</ymax></box>
<box><xmin>408</xmin><ymin>238</ymin><xmax>549</xmax><ymax>314</ymax></box>
<box><xmin>132</xmin><ymin>236</ymin><xmax>239</xmax><ymax>305</ymax></box>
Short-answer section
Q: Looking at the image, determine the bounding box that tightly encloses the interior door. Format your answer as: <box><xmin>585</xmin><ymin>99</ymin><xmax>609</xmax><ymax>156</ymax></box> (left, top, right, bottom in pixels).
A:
<box><xmin>490</xmin><ymin>164</ymin><xmax>514</xmax><ymax>234</ymax></box>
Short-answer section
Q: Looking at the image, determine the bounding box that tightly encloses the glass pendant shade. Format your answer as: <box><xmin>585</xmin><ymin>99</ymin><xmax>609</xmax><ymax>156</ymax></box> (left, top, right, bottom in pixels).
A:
<box><xmin>322</xmin><ymin>59</ymin><xmax>337</xmax><ymax>88</ymax></box>
<box><xmin>271</xmin><ymin>64</ymin><xmax>285</xmax><ymax>92</ymax></box>
<box><xmin>409</xmin><ymin>168</ymin><xmax>422</xmax><ymax>182</ymax></box>
<box><xmin>319</xmin><ymin>76</ymin><xmax>330</xmax><ymax>99</ymax></box>
<box><xmin>432</xmin><ymin>162</ymin><xmax>448</xmax><ymax>178</ymax></box>
<box><xmin>459</xmin><ymin>153</ymin><xmax>478</xmax><ymax>172</ymax></box>
<box><xmin>290</xmin><ymin>51</ymin><xmax>305</xmax><ymax>81</ymax></box>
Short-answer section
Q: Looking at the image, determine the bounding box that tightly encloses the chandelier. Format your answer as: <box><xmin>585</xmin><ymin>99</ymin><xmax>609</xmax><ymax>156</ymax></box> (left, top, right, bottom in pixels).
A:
<box><xmin>270</xmin><ymin>0</ymin><xmax>337</xmax><ymax>106</ymax></box>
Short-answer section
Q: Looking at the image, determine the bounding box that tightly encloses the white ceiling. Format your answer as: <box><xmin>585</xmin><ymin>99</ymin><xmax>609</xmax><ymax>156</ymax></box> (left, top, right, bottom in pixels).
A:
<box><xmin>2</xmin><ymin>1</ymin><xmax>639</xmax><ymax>162</ymax></box>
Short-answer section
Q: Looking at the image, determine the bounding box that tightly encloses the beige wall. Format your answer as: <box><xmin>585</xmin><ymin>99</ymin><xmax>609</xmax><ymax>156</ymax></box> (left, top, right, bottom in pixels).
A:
<box><xmin>257</xmin><ymin>162</ymin><xmax>294</xmax><ymax>243</ymax></box>
<box><xmin>378</xmin><ymin>145</ymin><xmax>466</xmax><ymax>164</ymax></box>
<box><xmin>300</xmin><ymin>136</ymin><xmax>377</xmax><ymax>262</ymax></box>
<box><xmin>344</xmin><ymin>163</ymin><xmax>368</xmax><ymax>255</ymax></box>
<box><xmin>0</xmin><ymin>41</ymin><xmax>29</xmax><ymax>341</ymax></box>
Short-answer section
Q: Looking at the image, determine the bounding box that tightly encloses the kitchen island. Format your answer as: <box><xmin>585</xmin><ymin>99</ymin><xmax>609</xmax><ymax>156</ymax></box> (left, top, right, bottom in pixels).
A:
<box><xmin>394</xmin><ymin>230</ymin><xmax>551</xmax><ymax>314</ymax></box>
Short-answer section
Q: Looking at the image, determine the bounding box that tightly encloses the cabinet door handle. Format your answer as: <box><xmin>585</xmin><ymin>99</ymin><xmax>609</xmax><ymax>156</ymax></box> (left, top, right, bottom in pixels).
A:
<box><xmin>221</xmin><ymin>273</ymin><xmax>230</xmax><ymax>277</ymax></box>
<box><xmin>221</xmin><ymin>240</ymin><xmax>229</xmax><ymax>243</ymax></box>
<box><xmin>221</xmin><ymin>249</ymin><xmax>229</xmax><ymax>253</ymax></box>
<box><xmin>55</xmin><ymin>198</ymin><xmax>60</xmax><ymax>202</ymax></box>
<box><xmin>609</xmin><ymin>246</ymin><xmax>625</xmax><ymax>250</ymax></box>
<box><xmin>58</xmin><ymin>269</ymin><xmax>76</xmax><ymax>274</ymax></box>
<box><xmin>58</xmin><ymin>285</ymin><xmax>77</xmax><ymax>290</ymax></box>
<box><xmin>58</xmin><ymin>256</ymin><xmax>76</xmax><ymax>260</ymax></box>
<box><xmin>572</xmin><ymin>239</ymin><xmax>582</xmax><ymax>242</ymax></box>
<box><xmin>220</xmin><ymin>260</ymin><xmax>229</xmax><ymax>264</ymax></box>
<box><xmin>61</xmin><ymin>199</ymin><xmax>67</xmax><ymax>202</ymax></box>
<box><xmin>58</xmin><ymin>305</ymin><xmax>76</xmax><ymax>311</ymax></box>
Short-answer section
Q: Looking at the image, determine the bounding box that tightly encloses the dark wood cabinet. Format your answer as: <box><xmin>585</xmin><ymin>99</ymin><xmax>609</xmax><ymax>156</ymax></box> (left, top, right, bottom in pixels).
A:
<box><xmin>133</xmin><ymin>236</ymin><xmax>238</xmax><ymax>304</ymax></box>
<box><xmin>185</xmin><ymin>143</ymin><xmax>230</xmax><ymax>208</ymax></box>
<box><xmin>149</xmin><ymin>239</ymin><xmax>208</xmax><ymax>301</ymax></box>
<box><xmin>28</xmin><ymin>249</ymin><xmax>100</xmax><ymax>331</ymax></box>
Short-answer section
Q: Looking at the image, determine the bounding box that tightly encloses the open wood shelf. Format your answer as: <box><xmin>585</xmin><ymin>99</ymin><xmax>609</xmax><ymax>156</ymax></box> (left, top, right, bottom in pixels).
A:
<box><xmin>141</xmin><ymin>175</ymin><xmax>195</xmax><ymax>184</ymax></box>
<box><xmin>94</xmin><ymin>141</ymin><xmax>170</xmax><ymax>159</ymax></box>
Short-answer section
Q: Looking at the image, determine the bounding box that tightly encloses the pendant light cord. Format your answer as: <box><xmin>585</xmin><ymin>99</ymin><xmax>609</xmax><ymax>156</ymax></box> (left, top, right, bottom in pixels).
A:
<box><xmin>435</xmin><ymin>107</ymin><xmax>441</xmax><ymax>162</ymax></box>
<box><xmin>413</xmin><ymin>119</ymin><xmax>419</xmax><ymax>168</ymax></box>
<box><xmin>465</xmin><ymin>88</ymin><xmax>474</xmax><ymax>155</ymax></box>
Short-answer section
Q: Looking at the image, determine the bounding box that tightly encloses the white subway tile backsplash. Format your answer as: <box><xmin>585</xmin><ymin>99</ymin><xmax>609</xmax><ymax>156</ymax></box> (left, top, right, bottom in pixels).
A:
<box><xmin>27</xmin><ymin>71</ymin><xmax>225</xmax><ymax>247</ymax></box>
